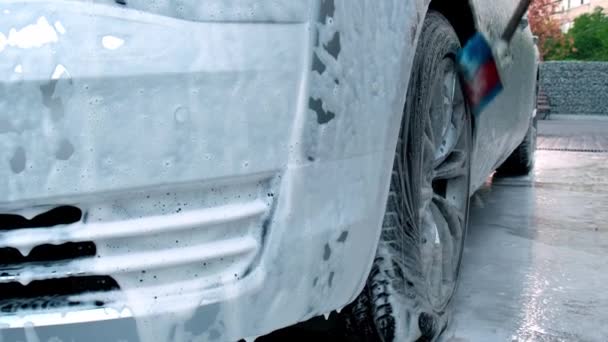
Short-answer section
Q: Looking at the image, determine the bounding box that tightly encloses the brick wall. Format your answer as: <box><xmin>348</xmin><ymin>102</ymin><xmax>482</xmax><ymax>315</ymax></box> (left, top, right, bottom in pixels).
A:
<box><xmin>540</xmin><ymin>61</ymin><xmax>608</xmax><ymax>115</ymax></box>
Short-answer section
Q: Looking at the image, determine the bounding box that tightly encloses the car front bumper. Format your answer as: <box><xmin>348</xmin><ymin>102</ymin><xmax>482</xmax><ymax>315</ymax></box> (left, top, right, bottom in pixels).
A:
<box><xmin>0</xmin><ymin>0</ymin><xmax>414</xmax><ymax>340</ymax></box>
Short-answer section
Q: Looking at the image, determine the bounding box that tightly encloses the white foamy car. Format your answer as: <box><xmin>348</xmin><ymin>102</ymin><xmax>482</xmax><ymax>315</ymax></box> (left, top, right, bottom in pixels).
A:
<box><xmin>0</xmin><ymin>0</ymin><xmax>537</xmax><ymax>341</ymax></box>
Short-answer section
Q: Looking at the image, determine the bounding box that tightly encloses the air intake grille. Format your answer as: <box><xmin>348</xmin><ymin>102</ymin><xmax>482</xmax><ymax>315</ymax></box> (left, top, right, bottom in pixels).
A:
<box><xmin>0</xmin><ymin>175</ymin><xmax>274</xmax><ymax>322</ymax></box>
<box><xmin>0</xmin><ymin>206</ymin><xmax>119</xmax><ymax>313</ymax></box>
<box><xmin>0</xmin><ymin>206</ymin><xmax>82</xmax><ymax>231</ymax></box>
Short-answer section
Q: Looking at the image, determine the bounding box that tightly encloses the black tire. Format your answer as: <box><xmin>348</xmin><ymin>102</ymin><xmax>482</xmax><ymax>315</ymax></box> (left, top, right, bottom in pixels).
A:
<box><xmin>342</xmin><ymin>11</ymin><xmax>472</xmax><ymax>342</ymax></box>
<box><xmin>496</xmin><ymin>118</ymin><xmax>537</xmax><ymax>176</ymax></box>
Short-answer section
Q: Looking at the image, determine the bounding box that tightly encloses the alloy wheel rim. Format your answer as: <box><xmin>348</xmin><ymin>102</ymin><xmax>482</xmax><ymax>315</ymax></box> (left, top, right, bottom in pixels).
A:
<box><xmin>417</xmin><ymin>56</ymin><xmax>469</xmax><ymax>310</ymax></box>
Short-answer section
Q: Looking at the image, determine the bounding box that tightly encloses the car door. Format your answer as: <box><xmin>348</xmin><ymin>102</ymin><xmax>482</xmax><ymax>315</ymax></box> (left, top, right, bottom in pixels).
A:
<box><xmin>468</xmin><ymin>0</ymin><xmax>538</xmax><ymax>190</ymax></box>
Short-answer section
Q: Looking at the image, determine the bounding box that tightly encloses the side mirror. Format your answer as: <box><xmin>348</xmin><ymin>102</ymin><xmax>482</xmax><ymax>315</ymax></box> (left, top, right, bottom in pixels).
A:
<box><xmin>533</xmin><ymin>35</ymin><xmax>539</xmax><ymax>45</ymax></box>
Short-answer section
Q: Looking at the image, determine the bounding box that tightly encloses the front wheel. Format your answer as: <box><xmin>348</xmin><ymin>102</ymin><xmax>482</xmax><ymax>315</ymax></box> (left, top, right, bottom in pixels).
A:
<box><xmin>342</xmin><ymin>11</ymin><xmax>472</xmax><ymax>342</ymax></box>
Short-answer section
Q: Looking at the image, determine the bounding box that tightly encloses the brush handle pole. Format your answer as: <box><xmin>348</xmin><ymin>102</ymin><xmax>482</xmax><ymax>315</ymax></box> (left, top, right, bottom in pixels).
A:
<box><xmin>501</xmin><ymin>0</ymin><xmax>532</xmax><ymax>42</ymax></box>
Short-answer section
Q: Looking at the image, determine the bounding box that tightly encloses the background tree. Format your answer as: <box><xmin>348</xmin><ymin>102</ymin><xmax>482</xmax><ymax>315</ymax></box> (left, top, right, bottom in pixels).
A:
<box><xmin>528</xmin><ymin>0</ymin><xmax>572</xmax><ymax>60</ymax></box>
<box><xmin>566</xmin><ymin>8</ymin><xmax>608</xmax><ymax>61</ymax></box>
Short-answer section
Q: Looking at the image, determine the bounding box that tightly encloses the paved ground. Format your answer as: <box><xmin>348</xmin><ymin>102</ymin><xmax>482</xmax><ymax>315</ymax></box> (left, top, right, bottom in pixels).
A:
<box><xmin>443</xmin><ymin>119</ymin><xmax>608</xmax><ymax>341</ymax></box>
<box><xmin>538</xmin><ymin>119</ymin><xmax>608</xmax><ymax>152</ymax></box>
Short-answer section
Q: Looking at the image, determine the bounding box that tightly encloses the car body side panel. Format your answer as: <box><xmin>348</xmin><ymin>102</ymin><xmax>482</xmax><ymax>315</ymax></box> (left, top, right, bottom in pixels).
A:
<box><xmin>468</xmin><ymin>0</ymin><xmax>537</xmax><ymax>191</ymax></box>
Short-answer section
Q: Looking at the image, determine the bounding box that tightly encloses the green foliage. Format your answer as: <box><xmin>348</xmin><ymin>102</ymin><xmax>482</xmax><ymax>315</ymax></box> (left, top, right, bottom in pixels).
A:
<box><xmin>546</xmin><ymin>7</ymin><xmax>608</xmax><ymax>61</ymax></box>
<box><xmin>543</xmin><ymin>35</ymin><xmax>574</xmax><ymax>60</ymax></box>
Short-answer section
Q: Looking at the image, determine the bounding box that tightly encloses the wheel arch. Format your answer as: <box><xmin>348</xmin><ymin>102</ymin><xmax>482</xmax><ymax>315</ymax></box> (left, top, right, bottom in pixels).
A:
<box><xmin>426</xmin><ymin>0</ymin><xmax>478</xmax><ymax>132</ymax></box>
<box><xmin>428</xmin><ymin>0</ymin><xmax>476</xmax><ymax>46</ymax></box>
